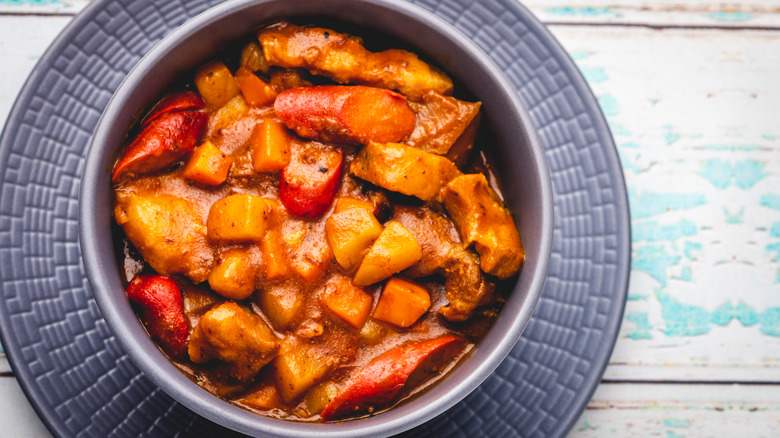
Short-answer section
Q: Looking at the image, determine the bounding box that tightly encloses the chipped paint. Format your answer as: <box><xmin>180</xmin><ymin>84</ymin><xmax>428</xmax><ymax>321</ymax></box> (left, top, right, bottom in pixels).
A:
<box><xmin>699</xmin><ymin>159</ymin><xmax>766</xmax><ymax>190</ymax></box>
<box><xmin>663</xmin><ymin>418</ymin><xmax>691</xmax><ymax>428</ymax></box>
<box><xmin>626</xmin><ymin>312</ymin><xmax>653</xmax><ymax>340</ymax></box>
<box><xmin>629</xmin><ymin>189</ymin><xmax>706</xmax><ymax>219</ymax></box>
<box><xmin>758</xmin><ymin>307</ymin><xmax>780</xmax><ymax>337</ymax></box>
<box><xmin>580</xmin><ymin>66</ymin><xmax>609</xmax><ymax>83</ymax></box>
<box><xmin>544</xmin><ymin>6</ymin><xmax>616</xmax><ymax>17</ymax></box>
<box><xmin>663</xmin><ymin>125</ymin><xmax>681</xmax><ymax>145</ymax></box>
<box><xmin>708</xmin><ymin>11</ymin><xmax>755</xmax><ymax>21</ymax></box>
<box><xmin>683</xmin><ymin>241</ymin><xmax>702</xmax><ymax>260</ymax></box>
<box><xmin>627</xmin><ymin>293</ymin><xmax>650</xmax><ymax>301</ymax></box>
<box><xmin>770</xmin><ymin>222</ymin><xmax>780</xmax><ymax>238</ymax></box>
<box><xmin>633</xmin><ymin>219</ymin><xmax>697</xmax><ymax>242</ymax></box>
<box><xmin>665</xmin><ymin>431</ymin><xmax>686</xmax><ymax>438</ymax></box>
<box><xmin>657</xmin><ymin>291</ymin><xmax>714</xmax><ymax>336</ymax></box>
<box><xmin>598</xmin><ymin>94</ymin><xmax>620</xmax><ymax>117</ymax></box>
<box><xmin>724</xmin><ymin>208</ymin><xmax>743</xmax><ymax>225</ymax></box>
<box><xmin>760</xmin><ymin>194</ymin><xmax>780</xmax><ymax>211</ymax></box>
<box><xmin>634</xmin><ymin>246</ymin><xmax>680</xmax><ymax>286</ymax></box>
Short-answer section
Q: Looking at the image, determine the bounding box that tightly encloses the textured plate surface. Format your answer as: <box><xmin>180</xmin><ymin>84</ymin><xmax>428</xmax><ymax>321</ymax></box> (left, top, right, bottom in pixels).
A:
<box><xmin>0</xmin><ymin>0</ymin><xmax>629</xmax><ymax>437</ymax></box>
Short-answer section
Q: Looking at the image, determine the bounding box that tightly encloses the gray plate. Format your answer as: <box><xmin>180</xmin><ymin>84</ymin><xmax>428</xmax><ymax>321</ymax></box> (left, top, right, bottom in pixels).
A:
<box><xmin>0</xmin><ymin>0</ymin><xmax>629</xmax><ymax>437</ymax></box>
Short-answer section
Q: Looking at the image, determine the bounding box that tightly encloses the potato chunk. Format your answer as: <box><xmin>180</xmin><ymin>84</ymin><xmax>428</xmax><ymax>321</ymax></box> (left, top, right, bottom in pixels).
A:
<box><xmin>353</xmin><ymin>222</ymin><xmax>422</xmax><ymax>286</ymax></box>
<box><xmin>188</xmin><ymin>302</ymin><xmax>278</xmax><ymax>383</ymax></box>
<box><xmin>114</xmin><ymin>194</ymin><xmax>213</xmax><ymax>283</ymax></box>
<box><xmin>325</xmin><ymin>205</ymin><xmax>383</xmax><ymax>270</ymax></box>
<box><xmin>372</xmin><ymin>278</ymin><xmax>430</xmax><ymax>328</ymax></box>
<box><xmin>195</xmin><ymin>61</ymin><xmax>240</xmax><ymax>108</ymax></box>
<box><xmin>274</xmin><ymin>344</ymin><xmax>334</xmax><ymax>403</ymax></box>
<box><xmin>260</xmin><ymin>281</ymin><xmax>303</xmax><ymax>330</ymax></box>
<box><xmin>207</xmin><ymin>194</ymin><xmax>272</xmax><ymax>243</ymax></box>
<box><xmin>350</xmin><ymin>142</ymin><xmax>461</xmax><ymax>201</ymax></box>
<box><xmin>208</xmin><ymin>249</ymin><xmax>256</xmax><ymax>300</ymax></box>
<box><xmin>442</xmin><ymin>174</ymin><xmax>524</xmax><ymax>279</ymax></box>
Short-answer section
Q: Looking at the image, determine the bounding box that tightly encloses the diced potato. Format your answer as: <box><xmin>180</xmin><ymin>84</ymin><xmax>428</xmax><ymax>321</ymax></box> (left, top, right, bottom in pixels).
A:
<box><xmin>208</xmin><ymin>249</ymin><xmax>256</xmax><ymax>300</ymax></box>
<box><xmin>240</xmin><ymin>41</ymin><xmax>270</xmax><ymax>74</ymax></box>
<box><xmin>350</xmin><ymin>142</ymin><xmax>461</xmax><ymax>201</ymax></box>
<box><xmin>207</xmin><ymin>194</ymin><xmax>272</xmax><ymax>243</ymax></box>
<box><xmin>334</xmin><ymin>197</ymin><xmax>374</xmax><ymax>214</ymax></box>
<box><xmin>195</xmin><ymin>60</ymin><xmax>240</xmax><ymax>108</ymax></box>
<box><xmin>442</xmin><ymin>174</ymin><xmax>524</xmax><ymax>279</ymax></box>
<box><xmin>236</xmin><ymin>66</ymin><xmax>278</xmax><ymax>107</ymax></box>
<box><xmin>372</xmin><ymin>277</ymin><xmax>430</xmax><ymax>328</ymax></box>
<box><xmin>182</xmin><ymin>140</ymin><xmax>232</xmax><ymax>186</ymax></box>
<box><xmin>237</xmin><ymin>384</ymin><xmax>281</xmax><ymax>411</ymax></box>
<box><xmin>260</xmin><ymin>282</ymin><xmax>303</xmax><ymax>329</ymax></box>
<box><xmin>114</xmin><ymin>194</ymin><xmax>213</xmax><ymax>283</ymax></box>
<box><xmin>353</xmin><ymin>221</ymin><xmax>422</xmax><ymax>286</ymax></box>
<box><xmin>305</xmin><ymin>381</ymin><xmax>339</xmax><ymax>416</ymax></box>
<box><xmin>358</xmin><ymin>319</ymin><xmax>389</xmax><ymax>344</ymax></box>
<box><xmin>320</xmin><ymin>276</ymin><xmax>373</xmax><ymax>328</ymax></box>
<box><xmin>260</xmin><ymin>229</ymin><xmax>289</xmax><ymax>281</ymax></box>
<box><xmin>325</xmin><ymin>207</ymin><xmax>383</xmax><ymax>270</ymax></box>
<box><xmin>250</xmin><ymin>119</ymin><xmax>291</xmax><ymax>173</ymax></box>
<box><xmin>210</xmin><ymin>95</ymin><xmax>250</xmax><ymax>132</ymax></box>
<box><xmin>274</xmin><ymin>344</ymin><xmax>334</xmax><ymax>402</ymax></box>
<box><xmin>287</xmin><ymin>224</ymin><xmax>333</xmax><ymax>283</ymax></box>
<box><xmin>188</xmin><ymin>302</ymin><xmax>278</xmax><ymax>383</ymax></box>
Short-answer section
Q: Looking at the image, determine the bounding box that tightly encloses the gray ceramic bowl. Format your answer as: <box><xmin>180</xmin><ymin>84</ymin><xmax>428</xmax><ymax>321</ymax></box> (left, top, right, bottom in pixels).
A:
<box><xmin>80</xmin><ymin>0</ymin><xmax>553</xmax><ymax>436</ymax></box>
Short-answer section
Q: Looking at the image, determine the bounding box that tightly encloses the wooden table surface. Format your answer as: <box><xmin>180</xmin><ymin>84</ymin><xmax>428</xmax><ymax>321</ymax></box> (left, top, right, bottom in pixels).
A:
<box><xmin>1</xmin><ymin>1</ymin><xmax>779</xmax><ymax>436</ymax></box>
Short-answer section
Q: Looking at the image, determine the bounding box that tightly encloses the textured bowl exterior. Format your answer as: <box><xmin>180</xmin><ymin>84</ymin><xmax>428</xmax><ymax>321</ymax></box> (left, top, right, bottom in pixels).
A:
<box><xmin>80</xmin><ymin>0</ymin><xmax>553</xmax><ymax>437</ymax></box>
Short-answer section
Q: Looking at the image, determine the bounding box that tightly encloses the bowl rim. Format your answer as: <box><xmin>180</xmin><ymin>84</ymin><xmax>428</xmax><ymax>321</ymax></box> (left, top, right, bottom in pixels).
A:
<box><xmin>79</xmin><ymin>0</ymin><xmax>554</xmax><ymax>436</ymax></box>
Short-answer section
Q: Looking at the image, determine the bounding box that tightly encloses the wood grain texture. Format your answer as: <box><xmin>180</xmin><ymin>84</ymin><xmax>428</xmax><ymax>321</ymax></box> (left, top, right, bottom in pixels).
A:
<box><xmin>571</xmin><ymin>383</ymin><xmax>780</xmax><ymax>437</ymax></box>
<box><xmin>546</xmin><ymin>24</ymin><xmax>780</xmax><ymax>382</ymax></box>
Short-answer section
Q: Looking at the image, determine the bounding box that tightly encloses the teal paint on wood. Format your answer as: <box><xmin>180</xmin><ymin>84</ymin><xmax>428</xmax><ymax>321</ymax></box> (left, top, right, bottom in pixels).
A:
<box><xmin>770</xmin><ymin>222</ymin><xmax>780</xmax><ymax>238</ymax></box>
<box><xmin>629</xmin><ymin>189</ymin><xmax>706</xmax><ymax>219</ymax></box>
<box><xmin>767</xmin><ymin>243</ymin><xmax>780</xmax><ymax>261</ymax></box>
<box><xmin>626</xmin><ymin>312</ymin><xmax>653</xmax><ymax>340</ymax></box>
<box><xmin>665</xmin><ymin>431</ymin><xmax>686</xmax><ymax>438</ymax></box>
<box><xmin>663</xmin><ymin>126</ymin><xmax>681</xmax><ymax>145</ymax></box>
<box><xmin>683</xmin><ymin>241</ymin><xmax>702</xmax><ymax>260</ymax></box>
<box><xmin>0</xmin><ymin>0</ymin><xmax>63</xmax><ymax>5</ymax></box>
<box><xmin>634</xmin><ymin>246</ymin><xmax>680</xmax><ymax>286</ymax></box>
<box><xmin>700</xmin><ymin>159</ymin><xmax>767</xmax><ymax>190</ymax></box>
<box><xmin>708</xmin><ymin>11</ymin><xmax>755</xmax><ymax>21</ymax></box>
<box><xmin>758</xmin><ymin>307</ymin><xmax>780</xmax><ymax>337</ymax></box>
<box><xmin>663</xmin><ymin>418</ymin><xmax>691</xmax><ymax>428</ymax></box>
<box><xmin>633</xmin><ymin>219</ymin><xmax>697</xmax><ymax>243</ymax></box>
<box><xmin>579</xmin><ymin>66</ymin><xmax>608</xmax><ymax>83</ymax></box>
<box><xmin>598</xmin><ymin>94</ymin><xmax>619</xmax><ymax>117</ymax></box>
<box><xmin>544</xmin><ymin>6</ymin><xmax>616</xmax><ymax>18</ymax></box>
<box><xmin>760</xmin><ymin>194</ymin><xmax>780</xmax><ymax>211</ymax></box>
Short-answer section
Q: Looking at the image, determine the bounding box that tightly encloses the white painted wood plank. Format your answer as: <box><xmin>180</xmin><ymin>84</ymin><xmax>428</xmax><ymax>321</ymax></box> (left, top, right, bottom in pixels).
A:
<box><xmin>0</xmin><ymin>0</ymin><xmax>87</xmax><ymax>15</ymax></box>
<box><xmin>546</xmin><ymin>23</ymin><xmax>780</xmax><ymax>382</ymax></box>
<box><xmin>526</xmin><ymin>2</ymin><xmax>780</xmax><ymax>28</ymax></box>
<box><xmin>0</xmin><ymin>378</ymin><xmax>52</xmax><ymax>437</ymax></box>
<box><xmin>0</xmin><ymin>15</ymin><xmax>72</xmax><ymax>137</ymax></box>
<box><xmin>570</xmin><ymin>383</ymin><xmax>780</xmax><ymax>437</ymax></box>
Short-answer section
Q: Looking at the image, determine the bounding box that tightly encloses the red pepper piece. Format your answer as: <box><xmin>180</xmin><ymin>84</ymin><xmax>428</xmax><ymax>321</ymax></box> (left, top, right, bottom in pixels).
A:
<box><xmin>125</xmin><ymin>274</ymin><xmax>190</xmax><ymax>359</ymax></box>
<box><xmin>320</xmin><ymin>335</ymin><xmax>464</xmax><ymax>421</ymax></box>
<box><xmin>279</xmin><ymin>143</ymin><xmax>343</xmax><ymax>219</ymax></box>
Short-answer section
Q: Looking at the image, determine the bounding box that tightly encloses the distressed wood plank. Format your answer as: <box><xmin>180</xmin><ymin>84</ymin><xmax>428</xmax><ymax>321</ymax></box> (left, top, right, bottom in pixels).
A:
<box><xmin>571</xmin><ymin>383</ymin><xmax>780</xmax><ymax>437</ymax></box>
<box><xmin>527</xmin><ymin>2</ymin><xmax>780</xmax><ymax>28</ymax></box>
<box><xmin>0</xmin><ymin>15</ymin><xmax>72</xmax><ymax>137</ymax></box>
<box><xmin>546</xmin><ymin>23</ymin><xmax>780</xmax><ymax>381</ymax></box>
<box><xmin>1</xmin><ymin>0</ymin><xmax>780</xmax><ymax>28</ymax></box>
<box><xmin>0</xmin><ymin>377</ymin><xmax>52</xmax><ymax>437</ymax></box>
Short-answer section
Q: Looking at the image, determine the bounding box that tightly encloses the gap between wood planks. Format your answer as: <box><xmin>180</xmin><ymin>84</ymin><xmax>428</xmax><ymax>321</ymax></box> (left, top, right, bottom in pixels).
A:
<box><xmin>542</xmin><ymin>21</ymin><xmax>780</xmax><ymax>31</ymax></box>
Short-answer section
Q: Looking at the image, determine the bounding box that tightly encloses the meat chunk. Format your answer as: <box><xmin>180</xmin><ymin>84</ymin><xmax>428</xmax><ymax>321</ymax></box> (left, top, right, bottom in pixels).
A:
<box><xmin>188</xmin><ymin>302</ymin><xmax>279</xmax><ymax>383</ymax></box>
<box><xmin>350</xmin><ymin>142</ymin><xmax>461</xmax><ymax>201</ymax></box>
<box><xmin>258</xmin><ymin>22</ymin><xmax>453</xmax><ymax>100</ymax></box>
<box><xmin>394</xmin><ymin>207</ymin><xmax>494</xmax><ymax>322</ymax></box>
<box><xmin>406</xmin><ymin>91</ymin><xmax>481</xmax><ymax>163</ymax></box>
<box><xmin>442</xmin><ymin>174</ymin><xmax>524</xmax><ymax>279</ymax></box>
<box><xmin>114</xmin><ymin>194</ymin><xmax>214</xmax><ymax>283</ymax></box>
